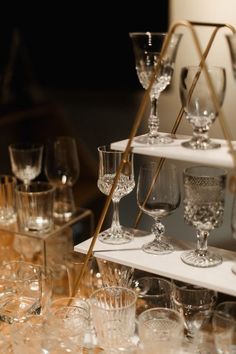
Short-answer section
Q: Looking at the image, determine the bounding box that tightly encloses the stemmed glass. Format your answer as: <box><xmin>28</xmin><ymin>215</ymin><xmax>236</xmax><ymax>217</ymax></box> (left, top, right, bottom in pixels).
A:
<box><xmin>9</xmin><ymin>142</ymin><xmax>43</xmax><ymax>186</ymax></box>
<box><xmin>97</xmin><ymin>145</ymin><xmax>135</xmax><ymax>244</ymax></box>
<box><xmin>181</xmin><ymin>166</ymin><xmax>227</xmax><ymax>267</ymax></box>
<box><xmin>137</xmin><ymin>161</ymin><xmax>180</xmax><ymax>254</ymax></box>
<box><xmin>44</xmin><ymin>136</ymin><xmax>80</xmax><ymax>222</ymax></box>
<box><xmin>129</xmin><ymin>32</ymin><xmax>182</xmax><ymax>144</ymax></box>
<box><xmin>179</xmin><ymin>65</ymin><xmax>226</xmax><ymax>149</ymax></box>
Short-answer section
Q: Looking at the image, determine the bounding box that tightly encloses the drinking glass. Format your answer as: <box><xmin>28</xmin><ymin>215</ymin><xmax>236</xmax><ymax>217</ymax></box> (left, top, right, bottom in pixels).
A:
<box><xmin>9</xmin><ymin>142</ymin><xmax>43</xmax><ymax>186</ymax></box>
<box><xmin>137</xmin><ymin>161</ymin><xmax>180</xmax><ymax>254</ymax></box>
<box><xmin>90</xmin><ymin>286</ymin><xmax>137</xmax><ymax>352</ymax></box>
<box><xmin>0</xmin><ymin>260</ymin><xmax>42</xmax><ymax>324</ymax></box>
<box><xmin>132</xmin><ymin>276</ymin><xmax>172</xmax><ymax>316</ymax></box>
<box><xmin>181</xmin><ymin>165</ymin><xmax>227</xmax><ymax>267</ymax></box>
<box><xmin>97</xmin><ymin>146</ymin><xmax>135</xmax><ymax>244</ymax></box>
<box><xmin>212</xmin><ymin>301</ymin><xmax>236</xmax><ymax>353</ymax></box>
<box><xmin>172</xmin><ymin>280</ymin><xmax>217</xmax><ymax>339</ymax></box>
<box><xmin>45</xmin><ymin>136</ymin><xmax>80</xmax><ymax>221</ymax></box>
<box><xmin>96</xmin><ymin>258</ymin><xmax>134</xmax><ymax>288</ymax></box>
<box><xmin>129</xmin><ymin>32</ymin><xmax>182</xmax><ymax>144</ymax></box>
<box><xmin>180</xmin><ymin>65</ymin><xmax>226</xmax><ymax>149</ymax></box>
<box><xmin>15</xmin><ymin>181</ymin><xmax>55</xmax><ymax>234</ymax></box>
<box><xmin>138</xmin><ymin>307</ymin><xmax>184</xmax><ymax>354</ymax></box>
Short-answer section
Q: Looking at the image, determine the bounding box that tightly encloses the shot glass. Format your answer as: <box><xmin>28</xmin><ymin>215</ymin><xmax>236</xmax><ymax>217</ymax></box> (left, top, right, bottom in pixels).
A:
<box><xmin>90</xmin><ymin>286</ymin><xmax>137</xmax><ymax>352</ymax></box>
<box><xmin>138</xmin><ymin>307</ymin><xmax>184</xmax><ymax>354</ymax></box>
<box><xmin>172</xmin><ymin>280</ymin><xmax>217</xmax><ymax>338</ymax></box>
<box><xmin>16</xmin><ymin>181</ymin><xmax>55</xmax><ymax>234</ymax></box>
<box><xmin>96</xmin><ymin>258</ymin><xmax>134</xmax><ymax>288</ymax></box>
<box><xmin>0</xmin><ymin>175</ymin><xmax>16</xmax><ymax>225</ymax></box>
<box><xmin>0</xmin><ymin>260</ymin><xmax>42</xmax><ymax>323</ymax></box>
<box><xmin>213</xmin><ymin>301</ymin><xmax>236</xmax><ymax>353</ymax></box>
<box><xmin>132</xmin><ymin>276</ymin><xmax>172</xmax><ymax>316</ymax></box>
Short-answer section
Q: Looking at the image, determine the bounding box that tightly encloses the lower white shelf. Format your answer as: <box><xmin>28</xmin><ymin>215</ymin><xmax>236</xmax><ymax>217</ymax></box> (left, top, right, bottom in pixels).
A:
<box><xmin>74</xmin><ymin>234</ymin><xmax>236</xmax><ymax>297</ymax></box>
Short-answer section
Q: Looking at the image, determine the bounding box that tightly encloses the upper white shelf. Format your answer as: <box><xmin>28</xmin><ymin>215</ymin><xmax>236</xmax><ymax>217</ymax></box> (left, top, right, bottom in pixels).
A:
<box><xmin>74</xmin><ymin>234</ymin><xmax>236</xmax><ymax>297</ymax></box>
<box><xmin>110</xmin><ymin>133</ymin><xmax>236</xmax><ymax>169</ymax></box>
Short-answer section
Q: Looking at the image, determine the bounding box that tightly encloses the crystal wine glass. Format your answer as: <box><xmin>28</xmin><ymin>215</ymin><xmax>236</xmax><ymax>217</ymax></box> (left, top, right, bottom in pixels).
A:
<box><xmin>137</xmin><ymin>161</ymin><xmax>180</xmax><ymax>254</ymax></box>
<box><xmin>44</xmin><ymin>136</ymin><xmax>80</xmax><ymax>221</ymax></box>
<box><xmin>9</xmin><ymin>142</ymin><xmax>43</xmax><ymax>186</ymax></box>
<box><xmin>129</xmin><ymin>31</ymin><xmax>182</xmax><ymax>145</ymax></box>
<box><xmin>181</xmin><ymin>166</ymin><xmax>227</xmax><ymax>267</ymax></box>
<box><xmin>180</xmin><ymin>65</ymin><xmax>226</xmax><ymax>149</ymax></box>
<box><xmin>97</xmin><ymin>145</ymin><xmax>135</xmax><ymax>244</ymax></box>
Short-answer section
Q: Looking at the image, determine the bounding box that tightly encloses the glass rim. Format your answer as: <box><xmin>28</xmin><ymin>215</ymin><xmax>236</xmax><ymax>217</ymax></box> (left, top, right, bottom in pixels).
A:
<box><xmin>173</xmin><ymin>280</ymin><xmax>217</xmax><ymax>294</ymax></box>
<box><xmin>90</xmin><ymin>286</ymin><xmax>137</xmax><ymax>310</ymax></box>
<box><xmin>16</xmin><ymin>181</ymin><xmax>55</xmax><ymax>194</ymax></box>
<box><xmin>138</xmin><ymin>307</ymin><xmax>184</xmax><ymax>323</ymax></box>
<box><xmin>97</xmin><ymin>145</ymin><xmax>132</xmax><ymax>155</ymax></box>
<box><xmin>129</xmin><ymin>31</ymin><xmax>182</xmax><ymax>37</ymax></box>
<box><xmin>9</xmin><ymin>143</ymin><xmax>43</xmax><ymax>151</ymax></box>
<box><xmin>129</xmin><ymin>31</ymin><xmax>167</xmax><ymax>37</ymax></box>
<box><xmin>0</xmin><ymin>260</ymin><xmax>41</xmax><ymax>281</ymax></box>
<box><xmin>184</xmin><ymin>165</ymin><xmax>227</xmax><ymax>179</ymax></box>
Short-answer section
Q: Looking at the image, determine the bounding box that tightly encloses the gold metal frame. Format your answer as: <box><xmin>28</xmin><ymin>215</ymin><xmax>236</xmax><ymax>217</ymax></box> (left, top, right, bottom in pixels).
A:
<box><xmin>71</xmin><ymin>20</ymin><xmax>236</xmax><ymax>297</ymax></box>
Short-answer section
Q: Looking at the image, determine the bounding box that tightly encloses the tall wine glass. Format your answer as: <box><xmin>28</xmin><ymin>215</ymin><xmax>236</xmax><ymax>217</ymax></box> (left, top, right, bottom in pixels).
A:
<box><xmin>181</xmin><ymin>166</ymin><xmax>227</xmax><ymax>267</ymax></box>
<box><xmin>97</xmin><ymin>145</ymin><xmax>135</xmax><ymax>244</ymax></box>
<box><xmin>180</xmin><ymin>65</ymin><xmax>226</xmax><ymax>150</ymax></box>
<box><xmin>137</xmin><ymin>161</ymin><xmax>180</xmax><ymax>254</ymax></box>
<box><xmin>129</xmin><ymin>32</ymin><xmax>182</xmax><ymax>145</ymax></box>
<box><xmin>45</xmin><ymin>136</ymin><xmax>80</xmax><ymax>222</ymax></box>
<box><xmin>9</xmin><ymin>143</ymin><xmax>43</xmax><ymax>186</ymax></box>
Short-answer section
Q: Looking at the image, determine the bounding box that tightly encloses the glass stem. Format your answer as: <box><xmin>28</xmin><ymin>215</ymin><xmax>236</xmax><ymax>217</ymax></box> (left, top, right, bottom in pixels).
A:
<box><xmin>192</xmin><ymin>126</ymin><xmax>210</xmax><ymax>143</ymax></box>
<box><xmin>148</xmin><ymin>95</ymin><xmax>160</xmax><ymax>144</ymax></box>
<box><xmin>196</xmin><ymin>229</ymin><xmax>209</xmax><ymax>256</ymax></box>
<box><xmin>110</xmin><ymin>200</ymin><xmax>122</xmax><ymax>234</ymax></box>
<box><xmin>152</xmin><ymin>219</ymin><xmax>165</xmax><ymax>241</ymax></box>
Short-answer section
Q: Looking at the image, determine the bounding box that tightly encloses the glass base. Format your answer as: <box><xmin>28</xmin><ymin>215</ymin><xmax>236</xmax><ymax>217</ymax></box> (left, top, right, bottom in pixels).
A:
<box><xmin>142</xmin><ymin>237</ymin><xmax>174</xmax><ymax>255</ymax></box>
<box><xmin>53</xmin><ymin>201</ymin><xmax>75</xmax><ymax>222</ymax></box>
<box><xmin>135</xmin><ymin>133</ymin><xmax>173</xmax><ymax>145</ymax></box>
<box><xmin>181</xmin><ymin>138</ymin><xmax>221</xmax><ymax>150</ymax></box>
<box><xmin>181</xmin><ymin>250</ymin><xmax>222</xmax><ymax>268</ymax></box>
<box><xmin>98</xmin><ymin>226</ymin><xmax>136</xmax><ymax>245</ymax></box>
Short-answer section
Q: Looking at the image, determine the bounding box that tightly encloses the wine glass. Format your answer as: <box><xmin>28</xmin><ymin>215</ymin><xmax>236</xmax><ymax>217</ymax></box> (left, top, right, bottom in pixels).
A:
<box><xmin>129</xmin><ymin>32</ymin><xmax>182</xmax><ymax>145</ymax></box>
<box><xmin>44</xmin><ymin>136</ymin><xmax>80</xmax><ymax>222</ymax></box>
<box><xmin>9</xmin><ymin>142</ymin><xmax>43</xmax><ymax>186</ymax></box>
<box><xmin>137</xmin><ymin>161</ymin><xmax>180</xmax><ymax>254</ymax></box>
<box><xmin>97</xmin><ymin>145</ymin><xmax>135</xmax><ymax>244</ymax></box>
<box><xmin>179</xmin><ymin>65</ymin><xmax>226</xmax><ymax>149</ymax></box>
<box><xmin>181</xmin><ymin>165</ymin><xmax>227</xmax><ymax>267</ymax></box>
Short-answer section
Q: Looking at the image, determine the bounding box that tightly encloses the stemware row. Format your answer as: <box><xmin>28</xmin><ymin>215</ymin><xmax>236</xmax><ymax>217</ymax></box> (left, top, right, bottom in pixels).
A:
<box><xmin>129</xmin><ymin>31</ymin><xmax>229</xmax><ymax>151</ymax></box>
<box><xmin>97</xmin><ymin>146</ymin><xmax>227</xmax><ymax>269</ymax></box>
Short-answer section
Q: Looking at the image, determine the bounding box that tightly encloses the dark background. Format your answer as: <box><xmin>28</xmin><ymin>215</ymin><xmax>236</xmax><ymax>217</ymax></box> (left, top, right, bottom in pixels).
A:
<box><xmin>0</xmin><ymin>3</ymin><xmax>169</xmax><ymax>229</ymax></box>
<box><xmin>0</xmin><ymin>3</ymin><xmax>169</xmax><ymax>94</ymax></box>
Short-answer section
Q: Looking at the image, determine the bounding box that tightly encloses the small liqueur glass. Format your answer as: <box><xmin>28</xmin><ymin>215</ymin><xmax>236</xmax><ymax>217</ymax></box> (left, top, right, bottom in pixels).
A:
<box><xmin>181</xmin><ymin>165</ymin><xmax>227</xmax><ymax>267</ymax></box>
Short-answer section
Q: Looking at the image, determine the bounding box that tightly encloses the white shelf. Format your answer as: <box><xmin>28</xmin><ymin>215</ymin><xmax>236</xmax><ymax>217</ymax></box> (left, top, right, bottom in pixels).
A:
<box><xmin>74</xmin><ymin>234</ymin><xmax>236</xmax><ymax>297</ymax></box>
<box><xmin>110</xmin><ymin>133</ymin><xmax>236</xmax><ymax>169</ymax></box>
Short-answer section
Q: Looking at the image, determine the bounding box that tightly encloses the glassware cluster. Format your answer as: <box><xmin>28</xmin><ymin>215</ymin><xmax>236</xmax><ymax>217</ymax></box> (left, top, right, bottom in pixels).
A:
<box><xmin>0</xmin><ymin>23</ymin><xmax>236</xmax><ymax>353</ymax></box>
